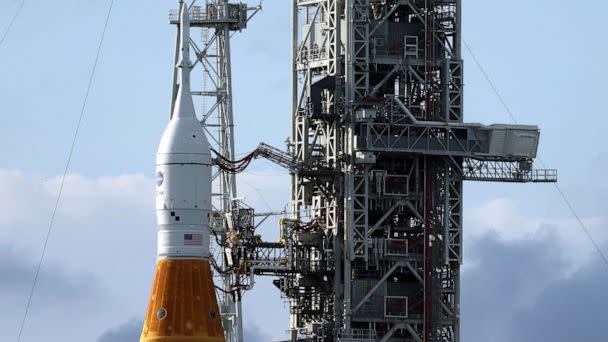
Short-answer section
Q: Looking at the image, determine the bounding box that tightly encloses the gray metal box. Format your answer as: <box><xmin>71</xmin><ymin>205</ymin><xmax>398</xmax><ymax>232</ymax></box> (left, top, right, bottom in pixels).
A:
<box><xmin>488</xmin><ymin>124</ymin><xmax>539</xmax><ymax>159</ymax></box>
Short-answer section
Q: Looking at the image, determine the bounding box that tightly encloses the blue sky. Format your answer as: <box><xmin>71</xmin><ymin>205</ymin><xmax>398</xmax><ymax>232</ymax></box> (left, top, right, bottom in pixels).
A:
<box><xmin>0</xmin><ymin>0</ymin><xmax>607</xmax><ymax>341</ymax></box>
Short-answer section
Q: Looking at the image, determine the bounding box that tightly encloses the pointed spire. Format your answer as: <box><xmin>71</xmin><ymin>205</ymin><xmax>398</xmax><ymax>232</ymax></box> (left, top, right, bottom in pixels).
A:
<box><xmin>172</xmin><ymin>0</ymin><xmax>195</xmax><ymax>119</ymax></box>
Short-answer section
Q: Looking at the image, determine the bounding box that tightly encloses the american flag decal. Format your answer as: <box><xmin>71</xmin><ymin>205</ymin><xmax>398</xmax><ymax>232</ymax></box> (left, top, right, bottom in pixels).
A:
<box><xmin>184</xmin><ymin>233</ymin><xmax>203</xmax><ymax>246</ymax></box>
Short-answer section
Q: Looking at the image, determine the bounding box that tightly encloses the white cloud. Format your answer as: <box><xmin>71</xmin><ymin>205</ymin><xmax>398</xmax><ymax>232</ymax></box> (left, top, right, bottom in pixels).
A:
<box><xmin>465</xmin><ymin>197</ymin><xmax>607</xmax><ymax>273</ymax></box>
<box><xmin>0</xmin><ymin>167</ymin><xmax>292</xmax><ymax>341</ymax></box>
<box><xmin>461</xmin><ymin>232</ymin><xmax>608</xmax><ymax>342</ymax></box>
<box><xmin>0</xmin><ymin>169</ymin><xmax>155</xmax><ymax>342</ymax></box>
<box><xmin>0</xmin><ymin>169</ymin><xmax>49</xmax><ymax>227</ymax></box>
<box><xmin>43</xmin><ymin>173</ymin><xmax>153</xmax><ymax>221</ymax></box>
<box><xmin>97</xmin><ymin>319</ymin><xmax>143</xmax><ymax>342</ymax></box>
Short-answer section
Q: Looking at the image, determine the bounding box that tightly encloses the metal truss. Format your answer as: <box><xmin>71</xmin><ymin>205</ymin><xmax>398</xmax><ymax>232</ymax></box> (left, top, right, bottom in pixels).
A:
<box><xmin>359</xmin><ymin>121</ymin><xmax>536</xmax><ymax>159</ymax></box>
<box><xmin>462</xmin><ymin>159</ymin><xmax>558</xmax><ymax>183</ymax></box>
<box><xmin>213</xmin><ymin>0</ymin><xmax>556</xmax><ymax>341</ymax></box>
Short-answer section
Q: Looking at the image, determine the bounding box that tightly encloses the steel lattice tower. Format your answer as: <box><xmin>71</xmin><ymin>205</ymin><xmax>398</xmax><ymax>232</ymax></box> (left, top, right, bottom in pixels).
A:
<box><xmin>281</xmin><ymin>0</ymin><xmax>555</xmax><ymax>340</ymax></box>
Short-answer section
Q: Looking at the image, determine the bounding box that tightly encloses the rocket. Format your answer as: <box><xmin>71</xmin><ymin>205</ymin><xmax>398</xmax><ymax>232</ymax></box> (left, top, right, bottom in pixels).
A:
<box><xmin>140</xmin><ymin>1</ymin><xmax>225</xmax><ymax>341</ymax></box>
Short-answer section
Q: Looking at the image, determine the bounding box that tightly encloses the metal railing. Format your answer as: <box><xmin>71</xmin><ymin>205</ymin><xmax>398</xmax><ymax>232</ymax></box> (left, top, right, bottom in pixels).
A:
<box><xmin>169</xmin><ymin>5</ymin><xmax>244</xmax><ymax>23</ymax></box>
<box><xmin>338</xmin><ymin>328</ymin><xmax>377</xmax><ymax>341</ymax></box>
<box><xmin>463</xmin><ymin>159</ymin><xmax>558</xmax><ymax>183</ymax></box>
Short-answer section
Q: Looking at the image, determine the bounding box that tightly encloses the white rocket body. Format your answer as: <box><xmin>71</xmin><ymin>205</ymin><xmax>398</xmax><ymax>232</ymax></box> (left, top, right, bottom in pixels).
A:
<box><xmin>155</xmin><ymin>4</ymin><xmax>211</xmax><ymax>260</ymax></box>
<box><xmin>141</xmin><ymin>4</ymin><xmax>225</xmax><ymax>341</ymax></box>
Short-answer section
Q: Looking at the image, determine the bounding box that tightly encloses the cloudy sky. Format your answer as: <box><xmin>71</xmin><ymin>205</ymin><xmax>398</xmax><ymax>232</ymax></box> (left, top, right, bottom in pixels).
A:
<box><xmin>0</xmin><ymin>0</ymin><xmax>607</xmax><ymax>341</ymax></box>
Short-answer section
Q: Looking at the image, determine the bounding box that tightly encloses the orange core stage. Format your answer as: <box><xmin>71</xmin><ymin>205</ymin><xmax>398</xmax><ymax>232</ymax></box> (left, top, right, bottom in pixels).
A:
<box><xmin>140</xmin><ymin>259</ymin><xmax>225</xmax><ymax>342</ymax></box>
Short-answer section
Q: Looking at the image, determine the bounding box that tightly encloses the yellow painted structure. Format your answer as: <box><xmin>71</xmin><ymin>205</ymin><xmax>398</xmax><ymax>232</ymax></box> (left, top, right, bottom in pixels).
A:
<box><xmin>140</xmin><ymin>259</ymin><xmax>225</xmax><ymax>342</ymax></box>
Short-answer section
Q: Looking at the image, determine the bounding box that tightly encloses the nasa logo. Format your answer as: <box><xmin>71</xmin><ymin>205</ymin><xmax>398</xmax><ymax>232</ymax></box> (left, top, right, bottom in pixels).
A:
<box><xmin>156</xmin><ymin>171</ymin><xmax>164</xmax><ymax>187</ymax></box>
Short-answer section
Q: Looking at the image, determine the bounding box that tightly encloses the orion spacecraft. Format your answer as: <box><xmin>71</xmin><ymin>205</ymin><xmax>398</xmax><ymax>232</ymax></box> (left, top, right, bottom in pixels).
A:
<box><xmin>140</xmin><ymin>1</ymin><xmax>225</xmax><ymax>341</ymax></box>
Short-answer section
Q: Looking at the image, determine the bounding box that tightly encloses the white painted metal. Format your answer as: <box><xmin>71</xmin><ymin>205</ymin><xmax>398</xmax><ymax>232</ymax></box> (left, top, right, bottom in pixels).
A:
<box><xmin>156</xmin><ymin>1</ymin><xmax>212</xmax><ymax>260</ymax></box>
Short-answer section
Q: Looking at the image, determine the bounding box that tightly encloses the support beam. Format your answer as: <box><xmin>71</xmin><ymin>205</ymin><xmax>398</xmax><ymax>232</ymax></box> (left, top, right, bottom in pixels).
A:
<box><xmin>379</xmin><ymin>323</ymin><xmax>405</xmax><ymax>342</ymax></box>
<box><xmin>367</xmin><ymin>199</ymin><xmax>404</xmax><ymax>235</ymax></box>
<box><xmin>352</xmin><ymin>261</ymin><xmax>404</xmax><ymax>313</ymax></box>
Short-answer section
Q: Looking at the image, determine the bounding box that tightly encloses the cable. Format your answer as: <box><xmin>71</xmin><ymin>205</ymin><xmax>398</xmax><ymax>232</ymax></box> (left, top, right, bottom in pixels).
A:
<box><xmin>463</xmin><ymin>39</ymin><xmax>608</xmax><ymax>269</ymax></box>
<box><xmin>16</xmin><ymin>1</ymin><xmax>115</xmax><ymax>341</ymax></box>
<box><xmin>0</xmin><ymin>0</ymin><xmax>25</xmax><ymax>47</ymax></box>
<box><xmin>211</xmin><ymin>148</ymin><xmax>258</xmax><ymax>174</ymax></box>
<box><xmin>213</xmin><ymin>148</ymin><xmax>256</xmax><ymax>164</ymax></box>
<box><xmin>463</xmin><ymin>40</ymin><xmax>519</xmax><ymax>124</ymax></box>
<box><xmin>548</xmin><ymin>173</ymin><xmax>608</xmax><ymax>267</ymax></box>
<box><xmin>237</xmin><ymin>176</ymin><xmax>273</xmax><ymax>211</ymax></box>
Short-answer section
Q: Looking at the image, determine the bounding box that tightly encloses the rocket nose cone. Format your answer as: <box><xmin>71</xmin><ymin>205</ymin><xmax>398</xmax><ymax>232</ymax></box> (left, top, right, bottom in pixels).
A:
<box><xmin>156</xmin><ymin>114</ymin><xmax>211</xmax><ymax>164</ymax></box>
<box><xmin>179</xmin><ymin>1</ymin><xmax>191</xmax><ymax>34</ymax></box>
<box><xmin>181</xmin><ymin>3</ymin><xmax>189</xmax><ymax>20</ymax></box>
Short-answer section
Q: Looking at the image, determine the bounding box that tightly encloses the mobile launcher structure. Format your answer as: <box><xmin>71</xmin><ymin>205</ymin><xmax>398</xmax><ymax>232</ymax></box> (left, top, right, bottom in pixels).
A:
<box><xmin>153</xmin><ymin>1</ymin><xmax>558</xmax><ymax>342</ymax></box>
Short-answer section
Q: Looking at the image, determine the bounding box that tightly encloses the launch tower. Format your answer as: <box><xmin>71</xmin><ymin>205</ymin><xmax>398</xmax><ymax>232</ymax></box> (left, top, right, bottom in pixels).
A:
<box><xmin>278</xmin><ymin>0</ymin><xmax>557</xmax><ymax>340</ymax></box>
<box><xmin>169</xmin><ymin>1</ymin><xmax>557</xmax><ymax>341</ymax></box>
